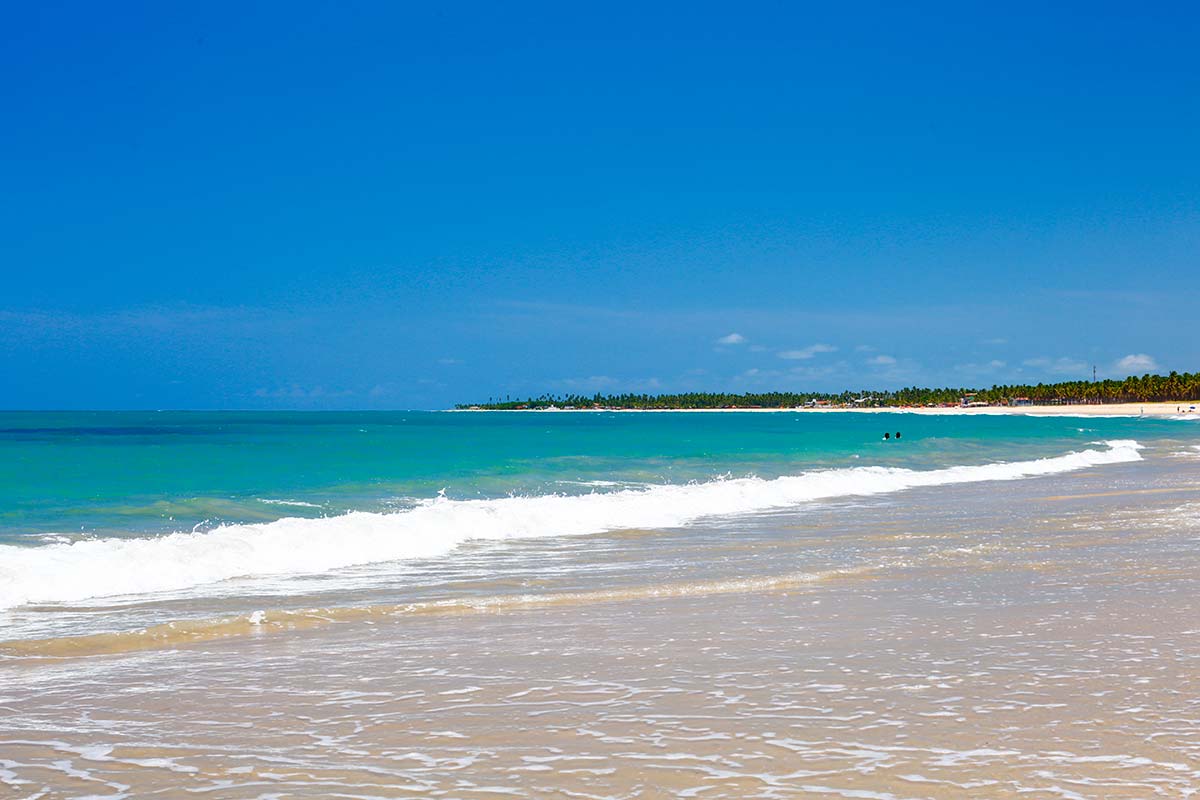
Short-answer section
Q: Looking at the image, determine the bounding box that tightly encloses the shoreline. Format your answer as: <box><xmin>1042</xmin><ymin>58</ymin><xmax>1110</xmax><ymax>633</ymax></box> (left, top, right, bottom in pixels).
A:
<box><xmin>6</xmin><ymin>452</ymin><xmax>1199</xmax><ymax>797</ymax></box>
<box><xmin>457</xmin><ymin>401</ymin><xmax>1195</xmax><ymax>418</ymax></box>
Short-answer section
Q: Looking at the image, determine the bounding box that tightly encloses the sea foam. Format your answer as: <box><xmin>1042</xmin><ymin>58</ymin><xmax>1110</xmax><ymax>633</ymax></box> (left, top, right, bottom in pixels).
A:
<box><xmin>0</xmin><ymin>440</ymin><xmax>1142</xmax><ymax>609</ymax></box>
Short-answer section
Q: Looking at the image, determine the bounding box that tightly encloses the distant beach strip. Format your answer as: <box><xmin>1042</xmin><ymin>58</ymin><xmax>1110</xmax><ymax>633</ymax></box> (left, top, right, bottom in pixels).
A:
<box><xmin>458</xmin><ymin>370</ymin><xmax>1200</xmax><ymax>416</ymax></box>
<box><xmin>456</xmin><ymin>371</ymin><xmax>1200</xmax><ymax>417</ymax></box>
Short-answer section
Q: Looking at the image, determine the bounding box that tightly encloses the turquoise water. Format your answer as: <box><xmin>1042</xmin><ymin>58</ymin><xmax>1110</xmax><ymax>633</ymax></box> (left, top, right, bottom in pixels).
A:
<box><xmin>0</xmin><ymin>410</ymin><xmax>1187</xmax><ymax>544</ymax></box>
<box><xmin>0</xmin><ymin>409</ymin><xmax>1196</xmax><ymax>638</ymax></box>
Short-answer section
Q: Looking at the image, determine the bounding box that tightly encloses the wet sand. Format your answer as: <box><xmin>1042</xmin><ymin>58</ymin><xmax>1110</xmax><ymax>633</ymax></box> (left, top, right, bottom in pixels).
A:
<box><xmin>3</xmin><ymin>449</ymin><xmax>1200</xmax><ymax>798</ymax></box>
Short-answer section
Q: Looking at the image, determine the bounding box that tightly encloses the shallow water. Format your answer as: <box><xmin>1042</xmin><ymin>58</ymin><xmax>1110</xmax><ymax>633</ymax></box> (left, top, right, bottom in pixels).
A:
<box><xmin>1</xmin><ymin>414</ymin><xmax>1199</xmax><ymax>797</ymax></box>
<box><xmin>0</xmin><ymin>411</ymin><xmax>1180</xmax><ymax>626</ymax></box>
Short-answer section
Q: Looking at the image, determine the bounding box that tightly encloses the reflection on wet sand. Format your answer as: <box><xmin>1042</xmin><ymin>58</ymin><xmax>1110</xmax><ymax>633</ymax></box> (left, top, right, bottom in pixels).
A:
<box><xmin>0</xmin><ymin>567</ymin><xmax>872</xmax><ymax>659</ymax></box>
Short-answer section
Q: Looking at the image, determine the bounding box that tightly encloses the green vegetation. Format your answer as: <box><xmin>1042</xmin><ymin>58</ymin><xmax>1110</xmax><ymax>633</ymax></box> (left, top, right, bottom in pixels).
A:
<box><xmin>458</xmin><ymin>371</ymin><xmax>1200</xmax><ymax>410</ymax></box>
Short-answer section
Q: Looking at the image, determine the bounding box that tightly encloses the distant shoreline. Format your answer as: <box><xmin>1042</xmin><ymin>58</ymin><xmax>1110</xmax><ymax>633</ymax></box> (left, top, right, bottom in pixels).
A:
<box><xmin>455</xmin><ymin>401</ymin><xmax>1195</xmax><ymax>418</ymax></box>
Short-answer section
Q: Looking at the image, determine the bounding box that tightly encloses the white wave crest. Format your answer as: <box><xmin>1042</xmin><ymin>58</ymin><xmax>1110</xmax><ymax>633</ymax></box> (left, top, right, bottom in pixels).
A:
<box><xmin>0</xmin><ymin>441</ymin><xmax>1143</xmax><ymax>609</ymax></box>
<box><xmin>258</xmin><ymin>498</ymin><xmax>325</xmax><ymax>509</ymax></box>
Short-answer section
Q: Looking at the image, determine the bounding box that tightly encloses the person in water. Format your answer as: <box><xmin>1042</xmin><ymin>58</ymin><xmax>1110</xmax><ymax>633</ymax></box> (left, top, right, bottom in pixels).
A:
<box><xmin>883</xmin><ymin>432</ymin><xmax>891</xmax><ymax>440</ymax></box>
<box><xmin>895</xmin><ymin>432</ymin><xmax>901</xmax><ymax>439</ymax></box>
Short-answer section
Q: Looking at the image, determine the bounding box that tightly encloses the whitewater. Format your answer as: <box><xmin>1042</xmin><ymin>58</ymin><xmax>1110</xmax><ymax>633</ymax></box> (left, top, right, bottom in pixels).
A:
<box><xmin>0</xmin><ymin>440</ymin><xmax>1142</xmax><ymax>610</ymax></box>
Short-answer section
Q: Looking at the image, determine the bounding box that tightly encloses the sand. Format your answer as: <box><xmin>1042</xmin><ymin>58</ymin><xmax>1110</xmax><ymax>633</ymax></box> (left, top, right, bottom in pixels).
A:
<box><xmin>493</xmin><ymin>401</ymin><xmax>1196</xmax><ymax>417</ymax></box>
<box><xmin>808</xmin><ymin>401</ymin><xmax>1194</xmax><ymax>417</ymax></box>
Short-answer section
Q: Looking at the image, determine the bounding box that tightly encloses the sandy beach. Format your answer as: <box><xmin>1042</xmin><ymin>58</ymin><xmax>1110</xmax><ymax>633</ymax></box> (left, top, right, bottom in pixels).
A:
<box><xmin>477</xmin><ymin>402</ymin><xmax>1197</xmax><ymax>418</ymax></box>
<box><xmin>809</xmin><ymin>401</ymin><xmax>1195</xmax><ymax>418</ymax></box>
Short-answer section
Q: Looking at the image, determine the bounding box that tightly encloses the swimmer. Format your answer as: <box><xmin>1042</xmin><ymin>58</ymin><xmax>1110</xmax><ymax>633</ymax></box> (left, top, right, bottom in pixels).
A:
<box><xmin>883</xmin><ymin>432</ymin><xmax>891</xmax><ymax>440</ymax></box>
<box><xmin>895</xmin><ymin>431</ymin><xmax>901</xmax><ymax>439</ymax></box>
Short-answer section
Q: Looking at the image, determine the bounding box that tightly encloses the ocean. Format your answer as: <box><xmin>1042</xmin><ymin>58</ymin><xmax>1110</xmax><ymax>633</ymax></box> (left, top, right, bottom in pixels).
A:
<box><xmin>0</xmin><ymin>410</ymin><xmax>1172</xmax><ymax>616</ymax></box>
<box><xmin>2</xmin><ymin>410</ymin><xmax>1199</xmax><ymax>797</ymax></box>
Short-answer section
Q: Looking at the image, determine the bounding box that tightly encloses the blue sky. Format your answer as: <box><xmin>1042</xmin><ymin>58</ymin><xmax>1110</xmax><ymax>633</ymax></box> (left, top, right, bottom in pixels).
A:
<box><xmin>2</xmin><ymin>1</ymin><xmax>1197</xmax><ymax>409</ymax></box>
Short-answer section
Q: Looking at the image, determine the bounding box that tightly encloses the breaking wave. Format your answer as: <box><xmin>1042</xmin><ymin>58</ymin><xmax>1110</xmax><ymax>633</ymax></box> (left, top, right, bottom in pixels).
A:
<box><xmin>0</xmin><ymin>440</ymin><xmax>1142</xmax><ymax>610</ymax></box>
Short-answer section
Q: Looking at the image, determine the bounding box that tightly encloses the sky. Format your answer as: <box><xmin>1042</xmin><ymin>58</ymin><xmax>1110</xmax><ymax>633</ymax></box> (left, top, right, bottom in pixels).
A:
<box><xmin>1</xmin><ymin>1</ymin><xmax>1197</xmax><ymax>409</ymax></box>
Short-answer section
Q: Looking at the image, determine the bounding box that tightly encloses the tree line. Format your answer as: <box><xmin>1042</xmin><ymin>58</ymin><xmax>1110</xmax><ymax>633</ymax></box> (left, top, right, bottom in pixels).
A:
<box><xmin>458</xmin><ymin>371</ymin><xmax>1200</xmax><ymax>410</ymax></box>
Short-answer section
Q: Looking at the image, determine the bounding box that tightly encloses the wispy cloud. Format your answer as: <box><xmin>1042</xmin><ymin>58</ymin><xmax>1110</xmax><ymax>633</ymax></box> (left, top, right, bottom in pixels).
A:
<box><xmin>778</xmin><ymin>344</ymin><xmax>837</xmax><ymax>360</ymax></box>
<box><xmin>0</xmin><ymin>305</ymin><xmax>311</xmax><ymax>352</ymax></box>
<box><xmin>716</xmin><ymin>332</ymin><xmax>747</xmax><ymax>345</ymax></box>
<box><xmin>857</xmin><ymin>354</ymin><xmax>923</xmax><ymax>385</ymax></box>
<box><xmin>253</xmin><ymin>385</ymin><xmax>354</xmax><ymax>400</ymax></box>
<box><xmin>1023</xmin><ymin>357</ymin><xmax>1089</xmax><ymax>376</ymax></box>
<box><xmin>1114</xmin><ymin>353</ymin><xmax>1159</xmax><ymax>373</ymax></box>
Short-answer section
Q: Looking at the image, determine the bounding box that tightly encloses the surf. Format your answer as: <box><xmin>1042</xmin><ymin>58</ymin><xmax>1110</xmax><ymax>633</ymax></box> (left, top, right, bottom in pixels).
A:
<box><xmin>0</xmin><ymin>440</ymin><xmax>1143</xmax><ymax>610</ymax></box>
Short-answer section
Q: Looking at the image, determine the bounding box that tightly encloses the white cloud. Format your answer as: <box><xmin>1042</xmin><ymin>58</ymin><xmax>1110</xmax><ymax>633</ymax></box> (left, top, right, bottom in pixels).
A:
<box><xmin>778</xmin><ymin>344</ymin><xmax>837</xmax><ymax>360</ymax></box>
<box><xmin>717</xmin><ymin>332</ymin><xmax>747</xmax><ymax>345</ymax></box>
<box><xmin>1115</xmin><ymin>353</ymin><xmax>1159</xmax><ymax>373</ymax></box>
<box><xmin>867</xmin><ymin>354</ymin><xmax>897</xmax><ymax>366</ymax></box>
